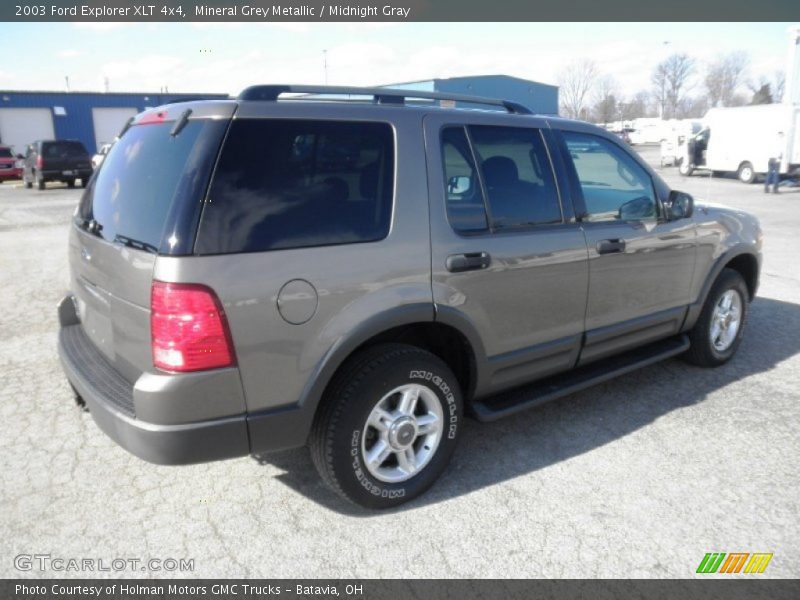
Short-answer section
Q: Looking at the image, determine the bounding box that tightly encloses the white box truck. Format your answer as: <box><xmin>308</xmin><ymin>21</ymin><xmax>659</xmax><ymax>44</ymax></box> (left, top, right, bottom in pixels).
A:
<box><xmin>678</xmin><ymin>104</ymin><xmax>800</xmax><ymax>183</ymax></box>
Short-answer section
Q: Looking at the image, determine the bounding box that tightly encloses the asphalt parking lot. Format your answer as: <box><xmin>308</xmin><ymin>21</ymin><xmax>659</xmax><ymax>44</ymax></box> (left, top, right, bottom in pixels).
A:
<box><xmin>1</xmin><ymin>145</ymin><xmax>798</xmax><ymax>579</ymax></box>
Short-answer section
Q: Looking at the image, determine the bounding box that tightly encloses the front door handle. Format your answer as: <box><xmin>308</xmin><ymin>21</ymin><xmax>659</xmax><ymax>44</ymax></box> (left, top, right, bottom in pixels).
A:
<box><xmin>596</xmin><ymin>239</ymin><xmax>626</xmax><ymax>255</ymax></box>
<box><xmin>446</xmin><ymin>252</ymin><xmax>491</xmax><ymax>273</ymax></box>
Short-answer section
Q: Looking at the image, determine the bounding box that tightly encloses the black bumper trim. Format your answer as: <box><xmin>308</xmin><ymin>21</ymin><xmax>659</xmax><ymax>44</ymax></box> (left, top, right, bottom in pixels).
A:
<box><xmin>58</xmin><ymin>324</ymin><xmax>250</xmax><ymax>465</ymax></box>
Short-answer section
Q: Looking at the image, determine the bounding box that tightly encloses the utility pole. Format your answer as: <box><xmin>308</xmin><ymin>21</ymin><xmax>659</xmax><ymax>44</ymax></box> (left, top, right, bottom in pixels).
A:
<box><xmin>65</xmin><ymin>76</ymin><xmax>70</xmax><ymax>92</ymax></box>
<box><xmin>323</xmin><ymin>49</ymin><xmax>328</xmax><ymax>85</ymax></box>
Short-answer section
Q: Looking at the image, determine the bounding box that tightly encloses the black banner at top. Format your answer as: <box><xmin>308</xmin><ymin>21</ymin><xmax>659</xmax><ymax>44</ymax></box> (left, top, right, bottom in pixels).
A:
<box><xmin>3</xmin><ymin>0</ymin><xmax>800</xmax><ymax>22</ymax></box>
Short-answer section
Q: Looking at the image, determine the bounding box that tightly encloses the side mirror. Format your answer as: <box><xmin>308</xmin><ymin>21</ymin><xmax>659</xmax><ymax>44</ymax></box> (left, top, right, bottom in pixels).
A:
<box><xmin>667</xmin><ymin>190</ymin><xmax>694</xmax><ymax>220</ymax></box>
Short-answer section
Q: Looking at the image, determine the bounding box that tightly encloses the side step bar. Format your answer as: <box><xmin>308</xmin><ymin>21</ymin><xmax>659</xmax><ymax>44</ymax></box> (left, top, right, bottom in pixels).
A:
<box><xmin>472</xmin><ymin>334</ymin><xmax>690</xmax><ymax>422</ymax></box>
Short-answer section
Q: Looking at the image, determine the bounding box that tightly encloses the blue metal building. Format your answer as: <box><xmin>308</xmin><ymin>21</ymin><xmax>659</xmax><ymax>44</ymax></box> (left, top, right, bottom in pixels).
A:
<box><xmin>382</xmin><ymin>75</ymin><xmax>559</xmax><ymax>115</ymax></box>
<box><xmin>0</xmin><ymin>90</ymin><xmax>227</xmax><ymax>155</ymax></box>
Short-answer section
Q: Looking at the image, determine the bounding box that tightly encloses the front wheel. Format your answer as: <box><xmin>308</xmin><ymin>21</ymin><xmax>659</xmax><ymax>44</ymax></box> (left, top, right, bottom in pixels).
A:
<box><xmin>310</xmin><ymin>343</ymin><xmax>463</xmax><ymax>509</ymax></box>
<box><xmin>684</xmin><ymin>269</ymin><xmax>749</xmax><ymax>367</ymax></box>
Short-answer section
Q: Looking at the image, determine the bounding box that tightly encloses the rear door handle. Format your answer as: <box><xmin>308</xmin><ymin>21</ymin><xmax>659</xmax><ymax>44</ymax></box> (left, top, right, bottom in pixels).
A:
<box><xmin>446</xmin><ymin>252</ymin><xmax>491</xmax><ymax>273</ymax></box>
<box><xmin>596</xmin><ymin>239</ymin><xmax>626</xmax><ymax>255</ymax></box>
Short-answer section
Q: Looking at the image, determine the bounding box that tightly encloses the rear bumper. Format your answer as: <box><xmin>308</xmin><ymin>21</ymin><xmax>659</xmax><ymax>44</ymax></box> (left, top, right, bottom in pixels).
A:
<box><xmin>41</xmin><ymin>168</ymin><xmax>92</xmax><ymax>181</ymax></box>
<box><xmin>57</xmin><ymin>308</ymin><xmax>251</xmax><ymax>466</ymax></box>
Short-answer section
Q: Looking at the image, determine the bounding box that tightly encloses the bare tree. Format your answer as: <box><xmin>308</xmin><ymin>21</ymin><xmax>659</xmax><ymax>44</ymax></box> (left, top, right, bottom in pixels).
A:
<box><xmin>558</xmin><ymin>59</ymin><xmax>598</xmax><ymax>120</ymax></box>
<box><xmin>705</xmin><ymin>51</ymin><xmax>749</xmax><ymax>107</ymax></box>
<box><xmin>592</xmin><ymin>75</ymin><xmax>619</xmax><ymax>125</ymax></box>
<box><xmin>618</xmin><ymin>91</ymin><xmax>652</xmax><ymax>120</ymax></box>
<box><xmin>652</xmin><ymin>53</ymin><xmax>696</xmax><ymax>119</ymax></box>
<box><xmin>748</xmin><ymin>71</ymin><xmax>785</xmax><ymax>105</ymax></box>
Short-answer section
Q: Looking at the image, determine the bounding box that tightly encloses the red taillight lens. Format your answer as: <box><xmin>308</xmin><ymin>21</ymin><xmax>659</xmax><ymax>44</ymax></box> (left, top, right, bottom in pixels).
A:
<box><xmin>36</xmin><ymin>155</ymin><xmax>43</xmax><ymax>169</ymax></box>
<box><xmin>151</xmin><ymin>281</ymin><xmax>236</xmax><ymax>372</ymax></box>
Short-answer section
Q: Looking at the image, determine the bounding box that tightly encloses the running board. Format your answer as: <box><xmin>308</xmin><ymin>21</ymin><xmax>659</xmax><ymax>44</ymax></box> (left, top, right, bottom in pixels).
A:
<box><xmin>472</xmin><ymin>334</ymin><xmax>690</xmax><ymax>422</ymax></box>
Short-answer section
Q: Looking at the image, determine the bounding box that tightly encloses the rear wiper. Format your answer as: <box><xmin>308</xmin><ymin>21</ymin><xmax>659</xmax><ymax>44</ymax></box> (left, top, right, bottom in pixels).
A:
<box><xmin>113</xmin><ymin>234</ymin><xmax>158</xmax><ymax>254</ymax></box>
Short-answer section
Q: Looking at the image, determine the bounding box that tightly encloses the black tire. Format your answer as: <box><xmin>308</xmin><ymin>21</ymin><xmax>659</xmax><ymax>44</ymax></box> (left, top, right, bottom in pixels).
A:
<box><xmin>66</xmin><ymin>179</ymin><xmax>76</xmax><ymax>188</ymax></box>
<box><xmin>683</xmin><ymin>269</ymin><xmax>749</xmax><ymax>367</ymax></box>
<box><xmin>36</xmin><ymin>173</ymin><xmax>45</xmax><ymax>190</ymax></box>
<box><xmin>310</xmin><ymin>343</ymin><xmax>463</xmax><ymax>509</ymax></box>
<box><xmin>81</xmin><ymin>177</ymin><xmax>89</xmax><ymax>189</ymax></box>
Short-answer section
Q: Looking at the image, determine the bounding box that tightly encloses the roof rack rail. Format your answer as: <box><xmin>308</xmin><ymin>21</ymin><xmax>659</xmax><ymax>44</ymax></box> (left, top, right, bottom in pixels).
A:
<box><xmin>237</xmin><ymin>84</ymin><xmax>533</xmax><ymax>115</ymax></box>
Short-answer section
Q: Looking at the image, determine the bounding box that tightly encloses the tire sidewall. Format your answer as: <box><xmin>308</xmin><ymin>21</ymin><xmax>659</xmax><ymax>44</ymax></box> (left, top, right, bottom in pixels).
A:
<box><xmin>331</xmin><ymin>353</ymin><xmax>462</xmax><ymax>508</ymax></box>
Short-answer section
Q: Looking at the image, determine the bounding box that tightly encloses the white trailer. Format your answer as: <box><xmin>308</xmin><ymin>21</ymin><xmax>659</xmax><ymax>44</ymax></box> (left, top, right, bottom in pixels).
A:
<box><xmin>678</xmin><ymin>104</ymin><xmax>800</xmax><ymax>183</ymax></box>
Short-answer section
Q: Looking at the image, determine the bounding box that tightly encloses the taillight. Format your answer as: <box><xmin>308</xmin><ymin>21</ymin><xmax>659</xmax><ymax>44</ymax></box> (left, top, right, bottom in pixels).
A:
<box><xmin>36</xmin><ymin>155</ymin><xmax>43</xmax><ymax>169</ymax></box>
<box><xmin>150</xmin><ymin>281</ymin><xmax>236</xmax><ymax>372</ymax></box>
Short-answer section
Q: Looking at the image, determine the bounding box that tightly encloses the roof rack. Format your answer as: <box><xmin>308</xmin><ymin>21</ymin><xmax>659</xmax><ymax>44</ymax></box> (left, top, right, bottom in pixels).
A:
<box><xmin>237</xmin><ymin>84</ymin><xmax>533</xmax><ymax>115</ymax></box>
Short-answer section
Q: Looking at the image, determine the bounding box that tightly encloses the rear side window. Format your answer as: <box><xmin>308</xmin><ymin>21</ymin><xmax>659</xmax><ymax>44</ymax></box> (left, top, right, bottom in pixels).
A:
<box><xmin>196</xmin><ymin>119</ymin><xmax>394</xmax><ymax>254</ymax></box>
<box><xmin>77</xmin><ymin>120</ymin><xmax>225</xmax><ymax>253</ymax></box>
<box><xmin>440</xmin><ymin>125</ymin><xmax>562</xmax><ymax>233</ymax></box>
<box><xmin>43</xmin><ymin>141</ymin><xmax>88</xmax><ymax>158</ymax></box>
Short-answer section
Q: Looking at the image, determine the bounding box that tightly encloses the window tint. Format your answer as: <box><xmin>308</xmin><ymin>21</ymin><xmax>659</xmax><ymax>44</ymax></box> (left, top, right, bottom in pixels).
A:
<box><xmin>77</xmin><ymin>120</ymin><xmax>222</xmax><ymax>252</ymax></box>
<box><xmin>43</xmin><ymin>141</ymin><xmax>88</xmax><ymax>158</ymax></box>
<box><xmin>563</xmin><ymin>132</ymin><xmax>657</xmax><ymax>222</ymax></box>
<box><xmin>0</xmin><ymin>148</ymin><xmax>12</xmax><ymax>158</ymax></box>
<box><xmin>441</xmin><ymin>127</ymin><xmax>488</xmax><ymax>233</ymax></box>
<box><xmin>196</xmin><ymin>119</ymin><xmax>394</xmax><ymax>254</ymax></box>
<box><xmin>469</xmin><ymin>126</ymin><xmax>562</xmax><ymax>229</ymax></box>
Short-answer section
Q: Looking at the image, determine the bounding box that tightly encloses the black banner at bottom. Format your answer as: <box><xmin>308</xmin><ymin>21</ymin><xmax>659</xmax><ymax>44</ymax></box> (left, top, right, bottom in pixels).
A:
<box><xmin>2</xmin><ymin>579</ymin><xmax>800</xmax><ymax>600</ymax></box>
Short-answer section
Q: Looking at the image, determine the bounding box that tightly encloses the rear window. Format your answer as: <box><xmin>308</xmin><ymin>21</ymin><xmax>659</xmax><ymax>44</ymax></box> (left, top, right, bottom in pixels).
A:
<box><xmin>77</xmin><ymin>119</ymin><xmax>226</xmax><ymax>253</ymax></box>
<box><xmin>195</xmin><ymin>119</ymin><xmax>394</xmax><ymax>255</ymax></box>
<box><xmin>43</xmin><ymin>141</ymin><xmax>88</xmax><ymax>158</ymax></box>
<box><xmin>0</xmin><ymin>148</ymin><xmax>12</xmax><ymax>158</ymax></box>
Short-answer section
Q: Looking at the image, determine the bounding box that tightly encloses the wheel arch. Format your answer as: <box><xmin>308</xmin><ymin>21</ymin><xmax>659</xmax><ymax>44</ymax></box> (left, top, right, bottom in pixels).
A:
<box><xmin>246</xmin><ymin>304</ymin><xmax>484</xmax><ymax>454</ymax></box>
<box><xmin>682</xmin><ymin>246</ymin><xmax>761</xmax><ymax>331</ymax></box>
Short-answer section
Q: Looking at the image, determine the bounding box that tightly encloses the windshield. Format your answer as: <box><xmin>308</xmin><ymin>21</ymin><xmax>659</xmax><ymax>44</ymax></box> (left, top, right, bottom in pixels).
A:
<box><xmin>77</xmin><ymin>119</ymin><xmax>227</xmax><ymax>254</ymax></box>
<box><xmin>0</xmin><ymin>148</ymin><xmax>13</xmax><ymax>158</ymax></box>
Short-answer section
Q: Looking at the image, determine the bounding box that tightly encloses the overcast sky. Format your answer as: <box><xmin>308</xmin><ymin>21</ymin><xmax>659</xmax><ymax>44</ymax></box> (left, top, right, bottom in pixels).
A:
<box><xmin>0</xmin><ymin>22</ymin><xmax>793</xmax><ymax>98</ymax></box>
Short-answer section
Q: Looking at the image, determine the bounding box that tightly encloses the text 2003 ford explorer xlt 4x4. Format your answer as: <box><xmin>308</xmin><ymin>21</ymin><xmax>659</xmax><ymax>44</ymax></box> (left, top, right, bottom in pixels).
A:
<box><xmin>58</xmin><ymin>85</ymin><xmax>762</xmax><ymax>508</ymax></box>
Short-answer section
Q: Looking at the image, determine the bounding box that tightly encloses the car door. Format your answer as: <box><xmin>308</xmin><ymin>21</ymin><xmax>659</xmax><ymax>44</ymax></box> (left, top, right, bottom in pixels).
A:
<box><xmin>424</xmin><ymin>113</ymin><xmax>589</xmax><ymax>397</ymax></box>
<box><xmin>555</xmin><ymin>129</ymin><xmax>697</xmax><ymax>364</ymax></box>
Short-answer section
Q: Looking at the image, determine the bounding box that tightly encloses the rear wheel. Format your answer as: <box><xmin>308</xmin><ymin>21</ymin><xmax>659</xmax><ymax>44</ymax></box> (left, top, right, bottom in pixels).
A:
<box><xmin>684</xmin><ymin>269</ymin><xmax>749</xmax><ymax>367</ymax></box>
<box><xmin>36</xmin><ymin>172</ymin><xmax>45</xmax><ymax>190</ymax></box>
<box><xmin>310</xmin><ymin>343</ymin><xmax>462</xmax><ymax>509</ymax></box>
<box><xmin>737</xmin><ymin>162</ymin><xmax>755</xmax><ymax>184</ymax></box>
<box><xmin>81</xmin><ymin>177</ymin><xmax>89</xmax><ymax>188</ymax></box>
<box><xmin>66</xmin><ymin>179</ymin><xmax>75</xmax><ymax>188</ymax></box>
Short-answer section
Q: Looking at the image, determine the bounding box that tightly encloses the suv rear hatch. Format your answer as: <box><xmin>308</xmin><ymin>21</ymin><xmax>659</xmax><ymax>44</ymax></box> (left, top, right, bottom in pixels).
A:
<box><xmin>41</xmin><ymin>140</ymin><xmax>92</xmax><ymax>174</ymax></box>
<box><xmin>70</xmin><ymin>102</ymin><xmax>234</xmax><ymax>383</ymax></box>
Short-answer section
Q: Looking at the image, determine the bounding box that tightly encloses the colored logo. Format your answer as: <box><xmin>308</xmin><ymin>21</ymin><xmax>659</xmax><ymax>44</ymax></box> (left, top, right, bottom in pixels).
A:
<box><xmin>696</xmin><ymin>552</ymin><xmax>773</xmax><ymax>574</ymax></box>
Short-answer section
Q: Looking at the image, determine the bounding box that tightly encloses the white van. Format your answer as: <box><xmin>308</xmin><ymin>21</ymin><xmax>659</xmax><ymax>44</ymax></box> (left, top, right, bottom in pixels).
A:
<box><xmin>678</xmin><ymin>104</ymin><xmax>800</xmax><ymax>183</ymax></box>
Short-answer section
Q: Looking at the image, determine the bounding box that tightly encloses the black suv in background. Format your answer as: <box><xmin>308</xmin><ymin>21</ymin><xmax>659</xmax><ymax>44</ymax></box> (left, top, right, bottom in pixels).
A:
<box><xmin>23</xmin><ymin>140</ymin><xmax>93</xmax><ymax>190</ymax></box>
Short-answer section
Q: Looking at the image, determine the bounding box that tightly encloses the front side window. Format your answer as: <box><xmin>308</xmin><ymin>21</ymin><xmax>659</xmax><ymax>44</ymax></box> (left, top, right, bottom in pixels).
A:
<box><xmin>562</xmin><ymin>132</ymin><xmax>657</xmax><ymax>222</ymax></box>
<box><xmin>196</xmin><ymin>119</ymin><xmax>394</xmax><ymax>254</ymax></box>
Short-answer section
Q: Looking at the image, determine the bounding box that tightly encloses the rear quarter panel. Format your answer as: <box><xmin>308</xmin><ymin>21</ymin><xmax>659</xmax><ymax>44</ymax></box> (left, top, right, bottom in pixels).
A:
<box><xmin>154</xmin><ymin>105</ymin><xmax>433</xmax><ymax>414</ymax></box>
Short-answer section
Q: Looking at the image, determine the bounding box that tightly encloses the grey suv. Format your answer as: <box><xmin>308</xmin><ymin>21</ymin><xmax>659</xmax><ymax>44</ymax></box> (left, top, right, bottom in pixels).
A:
<box><xmin>58</xmin><ymin>85</ymin><xmax>762</xmax><ymax>508</ymax></box>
